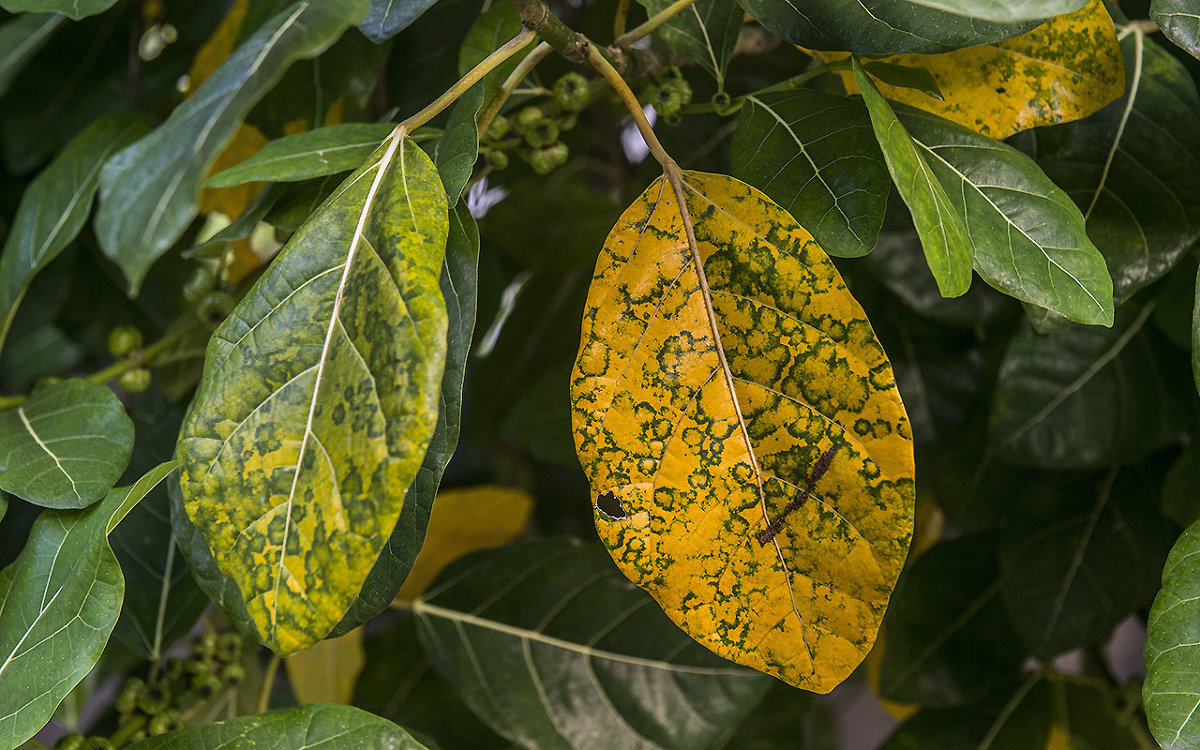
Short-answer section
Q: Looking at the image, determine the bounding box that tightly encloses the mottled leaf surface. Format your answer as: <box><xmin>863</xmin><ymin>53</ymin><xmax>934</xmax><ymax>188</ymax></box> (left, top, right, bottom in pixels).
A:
<box><xmin>177</xmin><ymin>136</ymin><xmax>449</xmax><ymax>654</ymax></box>
<box><xmin>128</xmin><ymin>703</ymin><xmax>432</xmax><ymax>749</ymax></box>
<box><xmin>359</xmin><ymin>0</ymin><xmax>441</xmax><ymax>43</ymax></box>
<box><xmin>897</xmin><ymin>106</ymin><xmax>1113</xmax><ymax>325</ymax></box>
<box><xmin>637</xmin><ymin>0</ymin><xmax>741</xmax><ymax>88</ymax></box>
<box><xmin>0</xmin><ymin>462</ymin><xmax>175</xmax><ymax>749</ymax></box>
<box><xmin>1000</xmin><ymin>468</ymin><xmax>1175</xmax><ymax>658</ymax></box>
<box><xmin>206</xmin><ymin>123</ymin><xmax>394</xmax><ymax>188</ymax></box>
<box><xmin>414</xmin><ymin>539</ymin><xmax>771</xmax><ymax>750</ymax></box>
<box><xmin>331</xmin><ymin>202</ymin><xmax>478</xmax><ymax>635</ymax></box>
<box><xmin>731</xmin><ymin>89</ymin><xmax>889</xmax><ymax>258</ymax></box>
<box><xmin>737</xmin><ymin>0</ymin><xmax>1075</xmax><ymax>54</ymax></box>
<box><xmin>0</xmin><ymin>13</ymin><xmax>62</xmax><ymax>99</ymax></box>
<box><xmin>1146</xmin><ymin>518</ymin><xmax>1200</xmax><ymax>749</ymax></box>
<box><xmin>824</xmin><ymin>0</ymin><xmax>1123</xmax><ymax>138</ymax></box>
<box><xmin>571</xmin><ymin>171</ymin><xmax>915</xmax><ymax>692</ymax></box>
<box><xmin>0</xmin><ymin>113</ymin><xmax>149</xmax><ymax>350</ymax></box>
<box><xmin>992</xmin><ymin>303</ymin><xmax>1190</xmax><ymax>469</ymax></box>
<box><xmin>0</xmin><ymin>0</ymin><xmax>114</xmax><ymax>19</ymax></box>
<box><xmin>0</xmin><ymin>379</ymin><xmax>134</xmax><ymax>509</ymax></box>
<box><xmin>95</xmin><ymin>0</ymin><xmax>367</xmax><ymax>293</ymax></box>
<box><xmin>1025</xmin><ymin>29</ymin><xmax>1200</xmax><ymax>305</ymax></box>
<box><xmin>855</xmin><ymin>59</ymin><xmax>971</xmax><ymax>297</ymax></box>
<box><xmin>1153</xmin><ymin>0</ymin><xmax>1200</xmax><ymax>60</ymax></box>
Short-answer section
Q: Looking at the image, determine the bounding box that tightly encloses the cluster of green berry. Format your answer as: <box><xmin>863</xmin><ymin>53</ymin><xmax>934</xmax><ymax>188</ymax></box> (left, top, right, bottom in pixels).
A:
<box><xmin>53</xmin><ymin>632</ymin><xmax>247</xmax><ymax>747</ymax></box>
<box><xmin>105</xmin><ymin>326</ymin><xmax>151</xmax><ymax>395</ymax></box>
<box><xmin>641</xmin><ymin>66</ymin><xmax>693</xmax><ymax>123</ymax></box>
<box><xmin>183</xmin><ymin>266</ymin><xmax>234</xmax><ymax>324</ymax></box>
<box><xmin>481</xmin><ymin>72</ymin><xmax>590</xmax><ymax>175</ymax></box>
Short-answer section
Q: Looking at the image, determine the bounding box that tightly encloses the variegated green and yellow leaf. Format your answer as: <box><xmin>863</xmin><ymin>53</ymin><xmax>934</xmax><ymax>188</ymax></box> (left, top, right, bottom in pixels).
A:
<box><xmin>177</xmin><ymin>134</ymin><xmax>449</xmax><ymax>654</ymax></box>
<box><xmin>571</xmin><ymin>171</ymin><xmax>915</xmax><ymax>693</ymax></box>
<box><xmin>821</xmin><ymin>0</ymin><xmax>1124</xmax><ymax>138</ymax></box>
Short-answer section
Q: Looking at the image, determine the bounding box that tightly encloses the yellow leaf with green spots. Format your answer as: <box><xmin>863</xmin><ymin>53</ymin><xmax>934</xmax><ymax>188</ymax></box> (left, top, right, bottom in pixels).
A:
<box><xmin>571</xmin><ymin>171</ymin><xmax>915</xmax><ymax>693</ymax></box>
<box><xmin>177</xmin><ymin>132</ymin><xmax>449</xmax><ymax>655</ymax></box>
<box><xmin>819</xmin><ymin>0</ymin><xmax>1123</xmax><ymax>139</ymax></box>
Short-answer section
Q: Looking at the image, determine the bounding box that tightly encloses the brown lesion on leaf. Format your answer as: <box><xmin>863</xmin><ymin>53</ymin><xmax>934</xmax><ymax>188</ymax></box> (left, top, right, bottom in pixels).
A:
<box><xmin>754</xmin><ymin>446</ymin><xmax>836</xmax><ymax>545</ymax></box>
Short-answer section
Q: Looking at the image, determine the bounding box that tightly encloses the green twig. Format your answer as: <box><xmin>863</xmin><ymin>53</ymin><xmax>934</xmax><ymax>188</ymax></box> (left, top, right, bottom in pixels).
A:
<box><xmin>477</xmin><ymin>41</ymin><xmax>554</xmax><ymax>138</ymax></box>
<box><xmin>614</xmin><ymin>0</ymin><xmax>701</xmax><ymax>47</ymax></box>
<box><xmin>258</xmin><ymin>653</ymin><xmax>281</xmax><ymax>715</ymax></box>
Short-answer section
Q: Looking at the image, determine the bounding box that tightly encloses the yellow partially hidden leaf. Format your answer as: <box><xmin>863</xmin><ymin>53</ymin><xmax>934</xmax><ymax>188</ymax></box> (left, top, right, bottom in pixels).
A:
<box><xmin>284</xmin><ymin>629</ymin><xmax>365</xmax><ymax>705</ymax></box>
<box><xmin>571</xmin><ymin>171</ymin><xmax>915</xmax><ymax>693</ymax></box>
<box><xmin>396</xmin><ymin>485</ymin><xmax>534</xmax><ymax>601</ymax></box>
<box><xmin>821</xmin><ymin>0</ymin><xmax>1123</xmax><ymax>138</ymax></box>
<box><xmin>184</xmin><ymin>0</ymin><xmax>249</xmax><ymax>95</ymax></box>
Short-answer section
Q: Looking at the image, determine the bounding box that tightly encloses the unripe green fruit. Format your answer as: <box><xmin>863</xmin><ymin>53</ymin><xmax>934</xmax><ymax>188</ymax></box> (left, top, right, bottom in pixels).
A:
<box><xmin>524</xmin><ymin>119</ymin><xmax>559</xmax><ymax>148</ymax></box>
<box><xmin>219</xmin><ymin>663</ymin><xmax>246</xmax><ymax>686</ymax></box>
<box><xmin>137</xmin><ymin>682</ymin><xmax>171</xmax><ymax>716</ymax></box>
<box><xmin>148</xmin><ymin>710</ymin><xmax>183</xmax><ymax>736</ymax></box>
<box><xmin>107</xmin><ymin>326</ymin><xmax>142</xmax><ymax>357</ymax></box>
<box><xmin>195</xmin><ymin>632</ymin><xmax>218</xmax><ymax>658</ymax></box>
<box><xmin>192</xmin><ymin>673</ymin><xmax>223</xmax><ymax>700</ymax></box>
<box><xmin>711</xmin><ymin>91</ymin><xmax>732</xmax><ymax>112</ymax></box>
<box><xmin>115</xmin><ymin>678</ymin><xmax>144</xmax><ymax>715</ymax></box>
<box><xmin>556</xmin><ymin>112</ymin><xmax>578</xmax><ymax>131</ymax></box>
<box><xmin>529</xmin><ymin>142</ymin><xmax>569</xmax><ymax>175</ymax></box>
<box><xmin>186</xmin><ymin>654</ymin><xmax>216</xmax><ymax>675</ymax></box>
<box><xmin>197</xmin><ymin>291</ymin><xmax>235</xmax><ymax>323</ymax></box>
<box><xmin>651</xmin><ymin>85</ymin><xmax>683</xmax><ymax>118</ymax></box>
<box><xmin>182</xmin><ymin>266</ymin><xmax>216</xmax><ymax>303</ymax></box>
<box><xmin>81</xmin><ymin>738</ymin><xmax>114</xmax><ymax>750</ymax></box>
<box><xmin>217</xmin><ymin>633</ymin><xmax>243</xmax><ymax>663</ymax></box>
<box><xmin>484</xmin><ymin>115</ymin><xmax>509</xmax><ymax>142</ymax></box>
<box><xmin>553</xmin><ymin>72</ymin><xmax>590</xmax><ymax>112</ymax></box>
<box><xmin>54</xmin><ymin>734</ymin><xmax>85</xmax><ymax>750</ymax></box>
<box><xmin>514</xmin><ymin>106</ymin><xmax>544</xmax><ymax>133</ymax></box>
<box><xmin>118</xmin><ymin>367</ymin><xmax>152</xmax><ymax>394</ymax></box>
<box><xmin>485</xmin><ymin>149</ymin><xmax>509</xmax><ymax>170</ymax></box>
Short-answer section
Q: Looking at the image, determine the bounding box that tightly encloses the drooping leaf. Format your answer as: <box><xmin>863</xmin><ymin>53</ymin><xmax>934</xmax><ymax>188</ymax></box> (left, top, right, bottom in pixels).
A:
<box><xmin>854</xmin><ymin>59</ymin><xmax>971</xmax><ymax>297</ymax></box>
<box><xmin>359</xmin><ymin>0</ymin><xmax>442</xmax><ymax>44</ymax></box>
<box><xmin>895</xmin><ymin>106</ymin><xmax>1114</xmax><ymax>326</ymax></box>
<box><xmin>878</xmin><ymin>535</ymin><xmax>1022</xmax><ymax>707</ymax></box>
<box><xmin>879</xmin><ymin>675</ymin><xmax>1051</xmax><ymax>749</ymax></box>
<box><xmin>331</xmin><ymin>202</ymin><xmax>478</xmax><ymax>635</ymax></box>
<box><xmin>205</xmin><ymin>123</ymin><xmax>394</xmax><ymax>188</ymax></box>
<box><xmin>0</xmin><ymin>112</ymin><xmax>149</xmax><ymax>351</ymax></box>
<box><xmin>731</xmin><ymin>89</ymin><xmax>890</xmax><ymax>258</ymax></box>
<box><xmin>396</xmin><ymin>485</ymin><xmax>533</xmax><ymax>601</ymax></box>
<box><xmin>1023</xmin><ymin>29</ymin><xmax>1200</xmax><ymax>307</ymax></box>
<box><xmin>176</xmin><ymin>134</ymin><xmax>449</xmax><ymax>654</ymax></box>
<box><xmin>859</xmin><ymin>60</ymin><xmax>944</xmax><ymax>100</ymax></box>
<box><xmin>1000</xmin><ymin>467</ymin><xmax>1176</xmax><ymax>658</ymax></box>
<box><xmin>434</xmin><ymin>83</ymin><xmax>484</xmax><ymax>206</ymax></box>
<box><xmin>0</xmin><ymin>12</ymin><xmax>63</xmax><ymax>99</ymax></box>
<box><xmin>0</xmin><ymin>461</ymin><xmax>175</xmax><ymax>749</ymax></box>
<box><xmin>1145</xmin><ymin>518</ymin><xmax>1200</xmax><ymax>749</ymax></box>
<box><xmin>992</xmin><ymin>302</ymin><xmax>1190</xmax><ymax>469</ymax></box>
<box><xmin>0</xmin><ymin>0</ymin><xmax>114</xmax><ymax>19</ymax></box>
<box><xmin>637</xmin><ymin>0</ymin><xmax>741</xmax><ymax>89</ymax></box>
<box><xmin>0</xmin><ymin>379</ymin><xmax>134</xmax><ymax>509</ymax></box>
<box><xmin>1152</xmin><ymin>0</ymin><xmax>1200</xmax><ymax>60</ymax></box>
<box><xmin>127</xmin><ymin>703</ymin><xmax>432</xmax><ymax>749</ymax></box>
<box><xmin>737</xmin><ymin>0</ymin><xmax>1079</xmax><ymax>55</ymax></box>
<box><xmin>285</xmin><ymin>629</ymin><xmax>365</xmax><ymax>705</ymax></box>
<box><xmin>571</xmin><ymin>171</ymin><xmax>915</xmax><ymax>692</ymax></box>
<box><xmin>414</xmin><ymin>539</ymin><xmax>771</xmax><ymax>749</ymax></box>
<box><xmin>94</xmin><ymin>0</ymin><xmax>368</xmax><ymax>293</ymax></box>
<box><xmin>823</xmin><ymin>0</ymin><xmax>1123</xmax><ymax>139</ymax></box>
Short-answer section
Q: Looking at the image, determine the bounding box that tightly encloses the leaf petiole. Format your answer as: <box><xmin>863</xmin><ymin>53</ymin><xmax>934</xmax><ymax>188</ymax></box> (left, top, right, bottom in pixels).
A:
<box><xmin>614</xmin><ymin>0</ymin><xmax>703</xmax><ymax>47</ymax></box>
<box><xmin>477</xmin><ymin>41</ymin><xmax>555</xmax><ymax>139</ymax></box>
<box><xmin>586</xmin><ymin>43</ymin><xmax>677</xmax><ymax>170</ymax></box>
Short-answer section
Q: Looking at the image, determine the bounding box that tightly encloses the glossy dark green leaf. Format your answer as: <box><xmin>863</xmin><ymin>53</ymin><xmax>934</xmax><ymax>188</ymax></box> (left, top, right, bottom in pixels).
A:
<box><xmin>856</xmin><ymin>60</ymin><xmax>971</xmax><ymax>296</ymax></box>
<box><xmin>434</xmin><ymin>84</ymin><xmax>484</xmax><ymax>206</ymax></box>
<box><xmin>177</xmin><ymin>135</ymin><xmax>449</xmax><ymax>655</ymax></box>
<box><xmin>707</xmin><ymin>681</ymin><xmax>835</xmax><ymax>750</ymax></box>
<box><xmin>0</xmin><ymin>379</ymin><xmax>134</xmax><ymax>509</ymax></box>
<box><xmin>897</xmin><ymin>106</ymin><xmax>1114</xmax><ymax>326</ymax></box>
<box><xmin>879</xmin><ymin>675</ymin><xmax>1051</xmax><ymax>749</ymax></box>
<box><xmin>0</xmin><ymin>112</ymin><xmax>149</xmax><ymax>351</ymax></box>
<box><xmin>880</xmin><ymin>535</ymin><xmax>1022</xmax><ymax>707</ymax></box>
<box><xmin>414</xmin><ymin>539</ymin><xmax>771</xmax><ymax>750</ymax></box>
<box><xmin>1001</xmin><ymin>468</ymin><xmax>1175</xmax><ymax>658</ymax></box>
<box><xmin>637</xmin><ymin>0</ymin><xmax>741</xmax><ymax>88</ymax></box>
<box><xmin>386</xmin><ymin>0</ymin><xmax>484</xmax><ymax>117</ymax></box>
<box><xmin>1050</xmin><ymin>676</ymin><xmax>1146</xmax><ymax>749</ymax></box>
<box><xmin>1146</xmin><ymin>518</ymin><xmax>1200</xmax><ymax>749</ymax></box>
<box><xmin>359</xmin><ymin>0</ymin><xmax>442</xmax><ymax>43</ymax></box>
<box><xmin>732</xmin><ymin>89</ymin><xmax>889</xmax><ymax>258</ymax></box>
<box><xmin>1023</xmin><ymin>31</ymin><xmax>1200</xmax><ymax>307</ymax></box>
<box><xmin>0</xmin><ymin>12</ymin><xmax>63</xmax><ymax>99</ymax></box>
<box><xmin>331</xmin><ymin>202</ymin><xmax>479</xmax><ymax>635</ymax></box>
<box><xmin>992</xmin><ymin>302</ymin><xmax>1190</xmax><ymax>469</ymax></box>
<box><xmin>95</xmin><ymin>0</ymin><xmax>367</xmax><ymax>293</ymax></box>
<box><xmin>1152</xmin><ymin>0</ymin><xmax>1200</xmax><ymax>60</ymax></box>
<box><xmin>206</xmin><ymin>123</ymin><xmax>394</xmax><ymax>188</ymax></box>
<box><xmin>127</xmin><ymin>703</ymin><xmax>432</xmax><ymax>749</ymax></box>
<box><xmin>355</xmin><ymin>616</ymin><xmax>514</xmax><ymax>750</ymax></box>
<box><xmin>0</xmin><ymin>461</ymin><xmax>175</xmax><ymax>749</ymax></box>
<box><xmin>862</xmin><ymin>60</ymin><xmax>944</xmax><ymax>100</ymax></box>
<box><xmin>0</xmin><ymin>0</ymin><xmax>114</xmax><ymax>20</ymax></box>
<box><xmin>735</xmin><ymin>0</ymin><xmax>1076</xmax><ymax>54</ymax></box>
